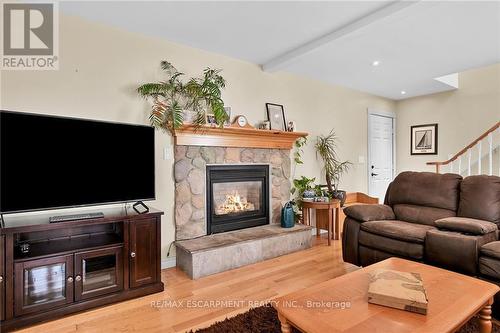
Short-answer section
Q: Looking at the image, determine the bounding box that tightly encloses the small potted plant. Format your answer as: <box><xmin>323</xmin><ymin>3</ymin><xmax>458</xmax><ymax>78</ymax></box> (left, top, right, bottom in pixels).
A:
<box><xmin>315</xmin><ymin>130</ymin><xmax>352</xmax><ymax>206</ymax></box>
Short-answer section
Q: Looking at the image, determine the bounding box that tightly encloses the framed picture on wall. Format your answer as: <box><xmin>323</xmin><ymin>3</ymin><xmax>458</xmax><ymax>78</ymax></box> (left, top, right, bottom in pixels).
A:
<box><xmin>266</xmin><ymin>103</ymin><xmax>287</xmax><ymax>131</ymax></box>
<box><xmin>411</xmin><ymin>123</ymin><xmax>438</xmax><ymax>155</ymax></box>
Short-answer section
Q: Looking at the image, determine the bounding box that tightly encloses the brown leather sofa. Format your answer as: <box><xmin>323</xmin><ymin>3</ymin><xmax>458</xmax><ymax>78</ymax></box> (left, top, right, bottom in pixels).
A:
<box><xmin>342</xmin><ymin>171</ymin><xmax>500</xmax><ymax>280</ymax></box>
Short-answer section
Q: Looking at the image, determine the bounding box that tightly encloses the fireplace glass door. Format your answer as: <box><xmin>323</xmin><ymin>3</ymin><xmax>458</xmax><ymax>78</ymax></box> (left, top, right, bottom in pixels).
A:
<box><xmin>213</xmin><ymin>181</ymin><xmax>262</xmax><ymax>216</ymax></box>
<box><xmin>207</xmin><ymin>165</ymin><xmax>269</xmax><ymax>234</ymax></box>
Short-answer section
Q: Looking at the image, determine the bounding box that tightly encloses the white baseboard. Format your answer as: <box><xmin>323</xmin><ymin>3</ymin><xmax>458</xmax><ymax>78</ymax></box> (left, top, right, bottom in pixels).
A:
<box><xmin>161</xmin><ymin>257</ymin><xmax>177</xmax><ymax>269</ymax></box>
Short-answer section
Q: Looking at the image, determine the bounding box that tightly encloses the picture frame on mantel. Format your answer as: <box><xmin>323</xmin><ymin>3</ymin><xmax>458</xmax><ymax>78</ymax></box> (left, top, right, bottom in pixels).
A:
<box><xmin>411</xmin><ymin>123</ymin><xmax>438</xmax><ymax>155</ymax></box>
<box><xmin>266</xmin><ymin>103</ymin><xmax>287</xmax><ymax>131</ymax></box>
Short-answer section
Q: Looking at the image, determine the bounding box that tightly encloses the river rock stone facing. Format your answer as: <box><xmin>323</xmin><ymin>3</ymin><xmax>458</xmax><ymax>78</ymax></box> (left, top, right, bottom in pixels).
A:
<box><xmin>174</xmin><ymin>146</ymin><xmax>292</xmax><ymax>240</ymax></box>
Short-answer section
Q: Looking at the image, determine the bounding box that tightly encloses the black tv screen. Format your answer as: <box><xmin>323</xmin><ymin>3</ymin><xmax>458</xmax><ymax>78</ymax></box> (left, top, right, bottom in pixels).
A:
<box><xmin>0</xmin><ymin>111</ymin><xmax>155</xmax><ymax>213</ymax></box>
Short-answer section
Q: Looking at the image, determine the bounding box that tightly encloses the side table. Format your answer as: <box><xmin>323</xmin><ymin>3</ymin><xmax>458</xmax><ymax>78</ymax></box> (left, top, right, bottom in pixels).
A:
<box><xmin>301</xmin><ymin>199</ymin><xmax>341</xmax><ymax>246</ymax></box>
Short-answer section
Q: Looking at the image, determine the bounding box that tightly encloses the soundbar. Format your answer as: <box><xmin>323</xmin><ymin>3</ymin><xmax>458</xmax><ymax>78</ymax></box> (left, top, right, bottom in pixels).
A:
<box><xmin>49</xmin><ymin>212</ymin><xmax>104</xmax><ymax>223</ymax></box>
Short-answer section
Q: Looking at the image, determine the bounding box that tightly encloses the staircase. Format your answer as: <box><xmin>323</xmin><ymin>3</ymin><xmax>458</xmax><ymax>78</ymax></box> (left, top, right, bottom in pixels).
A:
<box><xmin>427</xmin><ymin>121</ymin><xmax>500</xmax><ymax>176</ymax></box>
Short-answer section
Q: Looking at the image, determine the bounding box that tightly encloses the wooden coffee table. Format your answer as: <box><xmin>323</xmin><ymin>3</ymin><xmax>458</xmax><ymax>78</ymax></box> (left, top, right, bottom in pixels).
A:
<box><xmin>274</xmin><ymin>258</ymin><xmax>499</xmax><ymax>333</ymax></box>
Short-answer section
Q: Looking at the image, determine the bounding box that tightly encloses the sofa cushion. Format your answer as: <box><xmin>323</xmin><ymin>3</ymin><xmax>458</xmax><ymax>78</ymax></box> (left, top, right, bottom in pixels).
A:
<box><xmin>393</xmin><ymin>204</ymin><xmax>456</xmax><ymax>226</ymax></box>
<box><xmin>481</xmin><ymin>241</ymin><xmax>500</xmax><ymax>260</ymax></box>
<box><xmin>458</xmin><ymin>175</ymin><xmax>500</xmax><ymax>224</ymax></box>
<box><xmin>359</xmin><ymin>231</ymin><xmax>424</xmax><ymax>260</ymax></box>
<box><xmin>435</xmin><ymin>217</ymin><xmax>498</xmax><ymax>235</ymax></box>
<box><xmin>386</xmin><ymin>171</ymin><xmax>462</xmax><ymax>211</ymax></box>
<box><xmin>343</xmin><ymin>204</ymin><xmax>395</xmax><ymax>222</ymax></box>
<box><xmin>360</xmin><ymin>220</ymin><xmax>435</xmax><ymax>244</ymax></box>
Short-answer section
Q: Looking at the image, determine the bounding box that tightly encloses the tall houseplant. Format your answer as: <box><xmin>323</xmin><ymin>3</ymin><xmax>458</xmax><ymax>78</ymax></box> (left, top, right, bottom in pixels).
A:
<box><xmin>137</xmin><ymin>61</ymin><xmax>228</xmax><ymax>134</ymax></box>
<box><xmin>315</xmin><ymin>130</ymin><xmax>352</xmax><ymax>206</ymax></box>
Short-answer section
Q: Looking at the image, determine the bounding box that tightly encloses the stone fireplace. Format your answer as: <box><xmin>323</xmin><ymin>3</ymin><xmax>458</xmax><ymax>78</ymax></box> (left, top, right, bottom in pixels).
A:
<box><xmin>206</xmin><ymin>164</ymin><xmax>269</xmax><ymax>234</ymax></box>
<box><xmin>173</xmin><ymin>127</ymin><xmax>311</xmax><ymax>279</ymax></box>
<box><xmin>174</xmin><ymin>146</ymin><xmax>291</xmax><ymax>240</ymax></box>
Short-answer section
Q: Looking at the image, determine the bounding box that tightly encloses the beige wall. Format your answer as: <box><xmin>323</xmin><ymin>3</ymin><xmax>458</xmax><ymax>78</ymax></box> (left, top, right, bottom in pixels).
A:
<box><xmin>396</xmin><ymin>63</ymin><xmax>500</xmax><ymax>173</ymax></box>
<box><xmin>0</xmin><ymin>15</ymin><xmax>395</xmax><ymax>261</ymax></box>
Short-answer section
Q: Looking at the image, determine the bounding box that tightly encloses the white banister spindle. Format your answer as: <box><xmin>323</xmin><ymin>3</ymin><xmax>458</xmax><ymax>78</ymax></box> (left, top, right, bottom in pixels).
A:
<box><xmin>449</xmin><ymin>154</ymin><xmax>454</xmax><ymax>173</ymax></box>
<box><xmin>478</xmin><ymin>140</ymin><xmax>482</xmax><ymax>174</ymax></box>
<box><xmin>467</xmin><ymin>149</ymin><xmax>471</xmax><ymax>176</ymax></box>
<box><xmin>458</xmin><ymin>156</ymin><xmax>462</xmax><ymax>175</ymax></box>
<box><xmin>488</xmin><ymin>132</ymin><xmax>493</xmax><ymax>175</ymax></box>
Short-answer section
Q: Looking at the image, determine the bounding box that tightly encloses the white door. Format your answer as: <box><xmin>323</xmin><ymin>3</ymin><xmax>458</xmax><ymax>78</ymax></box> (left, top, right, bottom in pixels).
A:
<box><xmin>368</xmin><ymin>112</ymin><xmax>395</xmax><ymax>203</ymax></box>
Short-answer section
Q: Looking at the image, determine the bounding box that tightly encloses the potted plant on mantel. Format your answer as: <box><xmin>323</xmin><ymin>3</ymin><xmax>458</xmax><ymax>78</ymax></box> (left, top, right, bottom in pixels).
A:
<box><xmin>137</xmin><ymin>60</ymin><xmax>228</xmax><ymax>134</ymax></box>
<box><xmin>315</xmin><ymin>130</ymin><xmax>352</xmax><ymax>206</ymax></box>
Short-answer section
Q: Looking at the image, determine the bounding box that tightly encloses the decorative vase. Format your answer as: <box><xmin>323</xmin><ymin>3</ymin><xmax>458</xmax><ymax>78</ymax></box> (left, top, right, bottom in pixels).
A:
<box><xmin>303</xmin><ymin>189</ymin><xmax>315</xmax><ymax>199</ymax></box>
<box><xmin>331</xmin><ymin>190</ymin><xmax>347</xmax><ymax>206</ymax></box>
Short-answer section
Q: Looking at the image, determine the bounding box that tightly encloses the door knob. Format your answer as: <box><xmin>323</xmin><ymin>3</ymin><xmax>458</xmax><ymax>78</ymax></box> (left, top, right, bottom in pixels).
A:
<box><xmin>0</xmin><ymin>276</ymin><xmax>3</xmax><ymax>283</ymax></box>
<box><xmin>371</xmin><ymin>173</ymin><xmax>379</xmax><ymax>176</ymax></box>
<box><xmin>67</xmin><ymin>276</ymin><xmax>74</xmax><ymax>283</ymax></box>
<box><xmin>130</xmin><ymin>252</ymin><xmax>136</xmax><ymax>258</ymax></box>
<box><xmin>75</xmin><ymin>275</ymin><xmax>82</xmax><ymax>282</ymax></box>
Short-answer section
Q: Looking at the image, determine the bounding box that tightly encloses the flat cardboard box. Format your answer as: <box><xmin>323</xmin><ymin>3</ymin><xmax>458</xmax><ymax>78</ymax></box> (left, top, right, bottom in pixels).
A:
<box><xmin>368</xmin><ymin>269</ymin><xmax>428</xmax><ymax>315</ymax></box>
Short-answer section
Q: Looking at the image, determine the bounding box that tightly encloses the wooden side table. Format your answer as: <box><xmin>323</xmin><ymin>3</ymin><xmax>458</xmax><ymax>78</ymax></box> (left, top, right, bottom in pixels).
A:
<box><xmin>300</xmin><ymin>199</ymin><xmax>341</xmax><ymax>246</ymax></box>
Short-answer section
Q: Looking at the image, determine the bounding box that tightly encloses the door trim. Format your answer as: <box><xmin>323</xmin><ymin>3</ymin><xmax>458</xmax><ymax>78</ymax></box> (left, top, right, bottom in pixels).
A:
<box><xmin>367</xmin><ymin>108</ymin><xmax>396</xmax><ymax>201</ymax></box>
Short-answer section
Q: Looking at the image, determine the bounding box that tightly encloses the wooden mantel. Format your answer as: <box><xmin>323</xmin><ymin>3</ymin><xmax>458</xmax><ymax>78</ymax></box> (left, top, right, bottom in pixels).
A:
<box><xmin>174</xmin><ymin>125</ymin><xmax>308</xmax><ymax>149</ymax></box>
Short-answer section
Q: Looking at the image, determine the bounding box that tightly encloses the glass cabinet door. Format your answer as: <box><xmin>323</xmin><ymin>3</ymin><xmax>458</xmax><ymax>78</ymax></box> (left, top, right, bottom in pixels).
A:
<box><xmin>74</xmin><ymin>246</ymin><xmax>123</xmax><ymax>301</ymax></box>
<box><xmin>14</xmin><ymin>255</ymin><xmax>74</xmax><ymax>316</ymax></box>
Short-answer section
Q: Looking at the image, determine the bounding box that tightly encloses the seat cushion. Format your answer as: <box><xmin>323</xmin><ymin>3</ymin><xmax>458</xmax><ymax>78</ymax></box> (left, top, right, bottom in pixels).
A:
<box><xmin>481</xmin><ymin>241</ymin><xmax>500</xmax><ymax>260</ymax></box>
<box><xmin>360</xmin><ymin>220</ymin><xmax>435</xmax><ymax>244</ymax></box>
<box><xmin>458</xmin><ymin>175</ymin><xmax>500</xmax><ymax>224</ymax></box>
<box><xmin>386</xmin><ymin>171</ymin><xmax>462</xmax><ymax>211</ymax></box>
<box><xmin>359</xmin><ymin>231</ymin><xmax>424</xmax><ymax>260</ymax></box>
<box><xmin>393</xmin><ymin>204</ymin><xmax>456</xmax><ymax>226</ymax></box>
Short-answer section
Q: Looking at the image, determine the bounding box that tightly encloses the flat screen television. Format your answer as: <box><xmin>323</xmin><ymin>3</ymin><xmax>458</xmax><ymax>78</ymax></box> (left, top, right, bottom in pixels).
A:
<box><xmin>0</xmin><ymin>111</ymin><xmax>155</xmax><ymax>214</ymax></box>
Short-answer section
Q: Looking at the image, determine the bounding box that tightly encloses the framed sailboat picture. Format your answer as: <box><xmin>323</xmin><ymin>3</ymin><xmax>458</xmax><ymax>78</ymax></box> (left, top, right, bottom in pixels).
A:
<box><xmin>411</xmin><ymin>124</ymin><xmax>438</xmax><ymax>155</ymax></box>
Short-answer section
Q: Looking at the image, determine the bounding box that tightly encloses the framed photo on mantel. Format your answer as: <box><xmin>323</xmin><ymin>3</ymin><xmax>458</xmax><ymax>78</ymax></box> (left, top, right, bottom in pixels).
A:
<box><xmin>411</xmin><ymin>123</ymin><xmax>438</xmax><ymax>155</ymax></box>
<box><xmin>266</xmin><ymin>103</ymin><xmax>287</xmax><ymax>131</ymax></box>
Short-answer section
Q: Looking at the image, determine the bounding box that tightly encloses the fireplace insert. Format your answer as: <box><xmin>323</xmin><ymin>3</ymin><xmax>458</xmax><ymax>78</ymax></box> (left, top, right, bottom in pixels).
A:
<box><xmin>206</xmin><ymin>165</ymin><xmax>269</xmax><ymax>234</ymax></box>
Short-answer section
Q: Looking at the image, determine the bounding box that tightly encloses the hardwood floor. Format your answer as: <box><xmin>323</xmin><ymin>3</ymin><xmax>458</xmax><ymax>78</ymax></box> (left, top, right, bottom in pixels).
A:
<box><xmin>16</xmin><ymin>236</ymin><xmax>356</xmax><ymax>333</ymax></box>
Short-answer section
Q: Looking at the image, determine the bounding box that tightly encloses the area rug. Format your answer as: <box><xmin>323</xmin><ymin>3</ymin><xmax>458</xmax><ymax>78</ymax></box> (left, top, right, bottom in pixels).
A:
<box><xmin>191</xmin><ymin>305</ymin><xmax>499</xmax><ymax>333</ymax></box>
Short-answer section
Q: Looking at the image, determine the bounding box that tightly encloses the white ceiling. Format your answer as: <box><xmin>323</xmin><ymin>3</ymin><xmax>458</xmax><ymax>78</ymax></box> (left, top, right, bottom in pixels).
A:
<box><xmin>61</xmin><ymin>1</ymin><xmax>500</xmax><ymax>100</ymax></box>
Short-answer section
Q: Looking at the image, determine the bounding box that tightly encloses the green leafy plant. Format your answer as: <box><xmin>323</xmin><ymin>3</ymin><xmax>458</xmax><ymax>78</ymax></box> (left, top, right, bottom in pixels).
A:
<box><xmin>290</xmin><ymin>137</ymin><xmax>308</xmax><ymax>193</ymax></box>
<box><xmin>290</xmin><ymin>176</ymin><xmax>316</xmax><ymax>222</ymax></box>
<box><xmin>315</xmin><ymin>130</ymin><xmax>352</xmax><ymax>193</ymax></box>
<box><xmin>291</xmin><ymin>176</ymin><xmax>316</xmax><ymax>197</ymax></box>
<box><xmin>137</xmin><ymin>61</ymin><xmax>227</xmax><ymax>134</ymax></box>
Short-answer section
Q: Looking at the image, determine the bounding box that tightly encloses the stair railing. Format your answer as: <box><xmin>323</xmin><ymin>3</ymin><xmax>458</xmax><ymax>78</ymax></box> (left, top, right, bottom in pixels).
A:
<box><xmin>427</xmin><ymin>121</ymin><xmax>500</xmax><ymax>176</ymax></box>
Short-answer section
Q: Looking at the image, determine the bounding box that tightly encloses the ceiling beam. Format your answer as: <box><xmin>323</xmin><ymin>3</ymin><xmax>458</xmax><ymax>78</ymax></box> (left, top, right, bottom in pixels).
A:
<box><xmin>261</xmin><ymin>0</ymin><xmax>421</xmax><ymax>72</ymax></box>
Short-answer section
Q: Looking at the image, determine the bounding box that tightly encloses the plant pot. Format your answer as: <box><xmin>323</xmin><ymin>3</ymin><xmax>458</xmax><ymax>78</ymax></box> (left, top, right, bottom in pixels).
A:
<box><xmin>303</xmin><ymin>189</ymin><xmax>316</xmax><ymax>199</ymax></box>
<box><xmin>331</xmin><ymin>190</ymin><xmax>347</xmax><ymax>207</ymax></box>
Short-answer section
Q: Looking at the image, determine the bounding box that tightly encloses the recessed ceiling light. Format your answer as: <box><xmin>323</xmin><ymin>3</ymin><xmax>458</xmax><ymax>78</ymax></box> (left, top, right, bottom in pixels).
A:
<box><xmin>372</xmin><ymin>60</ymin><xmax>380</xmax><ymax>67</ymax></box>
<box><xmin>401</xmin><ymin>91</ymin><xmax>407</xmax><ymax>95</ymax></box>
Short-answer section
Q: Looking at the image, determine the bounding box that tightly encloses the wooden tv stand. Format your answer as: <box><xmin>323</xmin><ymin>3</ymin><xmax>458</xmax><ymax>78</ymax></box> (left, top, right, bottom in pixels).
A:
<box><xmin>0</xmin><ymin>207</ymin><xmax>164</xmax><ymax>332</ymax></box>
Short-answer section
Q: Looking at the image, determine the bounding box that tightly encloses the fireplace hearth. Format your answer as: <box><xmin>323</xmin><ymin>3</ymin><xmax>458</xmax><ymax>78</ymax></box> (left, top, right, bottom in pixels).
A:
<box><xmin>206</xmin><ymin>165</ymin><xmax>269</xmax><ymax>234</ymax></box>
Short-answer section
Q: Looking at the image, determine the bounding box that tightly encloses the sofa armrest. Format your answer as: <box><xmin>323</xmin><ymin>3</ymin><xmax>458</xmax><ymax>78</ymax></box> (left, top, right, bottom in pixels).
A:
<box><xmin>343</xmin><ymin>204</ymin><xmax>395</xmax><ymax>222</ymax></box>
<box><xmin>435</xmin><ymin>217</ymin><xmax>498</xmax><ymax>235</ymax></box>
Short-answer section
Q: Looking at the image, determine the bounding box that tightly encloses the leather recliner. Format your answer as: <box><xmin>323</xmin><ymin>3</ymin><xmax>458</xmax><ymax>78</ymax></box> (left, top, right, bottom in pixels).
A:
<box><xmin>342</xmin><ymin>172</ymin><xmax>500</xmax><ymax>275</ymax></box>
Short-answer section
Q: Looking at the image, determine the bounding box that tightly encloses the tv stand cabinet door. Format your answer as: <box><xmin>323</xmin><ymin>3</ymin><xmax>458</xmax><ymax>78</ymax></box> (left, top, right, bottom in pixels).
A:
<box><xmin>129</xmin><ymin>218</ymin><xmax>158</xmax><ymax>288</ymax></box>
<box><xmin>14</xmin><ymin>254</ymin><xmax>74</xmax><ymax>316</ymax></box>
<box><xmin>74</xmin><ymin>245</ymin><xmax>124</xmax><ymax>302</ymax></box>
